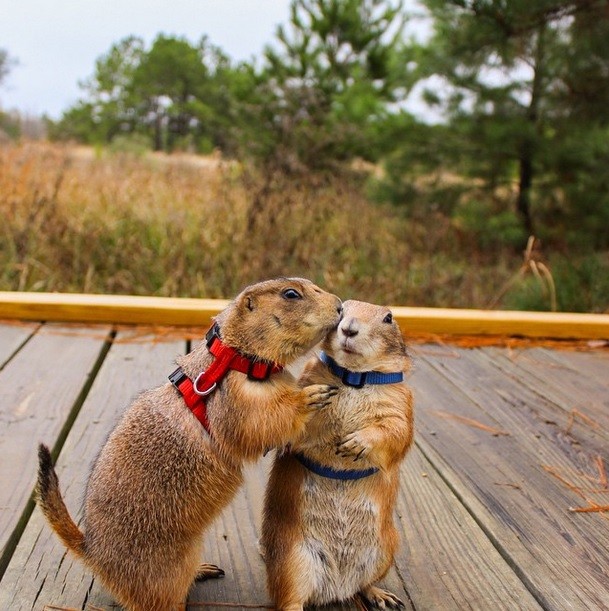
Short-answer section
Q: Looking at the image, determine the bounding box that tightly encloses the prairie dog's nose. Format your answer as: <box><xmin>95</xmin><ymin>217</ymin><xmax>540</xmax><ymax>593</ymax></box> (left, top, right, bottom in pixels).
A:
<box><xmin>341</xmin><ymin>317</ymin><xmax>359</xmax><ymax>338</ymax></box>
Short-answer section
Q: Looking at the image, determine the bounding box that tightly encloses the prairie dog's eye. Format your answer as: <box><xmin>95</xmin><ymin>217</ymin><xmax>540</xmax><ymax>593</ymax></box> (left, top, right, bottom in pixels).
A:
<box><xmin>282</xmin><ymin>288</ymin><xmax>303</xmax><ymax>300</ymax></box>
<box><xmin>383</xmin><ymin>312</ymin><xmax>393</xmax><ymax>324</ymax></box>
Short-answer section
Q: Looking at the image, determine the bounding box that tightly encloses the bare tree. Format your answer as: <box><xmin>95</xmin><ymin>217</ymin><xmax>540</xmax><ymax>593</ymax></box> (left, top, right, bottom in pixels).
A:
<box><xmin>0</xmin><ymin>48</ymin><xmax>17</xmax><ymax>87</ymax></box>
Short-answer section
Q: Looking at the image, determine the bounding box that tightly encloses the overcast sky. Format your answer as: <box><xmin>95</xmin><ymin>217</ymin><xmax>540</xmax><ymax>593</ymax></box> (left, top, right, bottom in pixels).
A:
<box><xmin>0</xmin><ymin>0</ymin><xmax>292</xmax><ymax>118</ymax></box>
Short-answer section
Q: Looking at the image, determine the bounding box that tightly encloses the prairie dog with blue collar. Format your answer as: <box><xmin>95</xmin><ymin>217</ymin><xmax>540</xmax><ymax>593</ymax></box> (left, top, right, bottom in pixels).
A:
<box><xmin>261</xmin><ymin>300</ymin><xmax>414</xmax><ymax>610</ymax></box>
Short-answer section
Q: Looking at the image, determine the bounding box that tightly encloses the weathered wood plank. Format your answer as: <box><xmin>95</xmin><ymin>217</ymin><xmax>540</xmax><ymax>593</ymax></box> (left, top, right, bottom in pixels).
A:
<box><xmin>0</xmin><ymin>291</ymin><xmax>230</xmax><ymax>327</ymax></box>
<box><xmin>542</xmin><ymin>348</ymin><xmax>609</xmax><ymax>389</ymax></box>
<box><xmin>0</xmin><ymin>330</ymin><xmax>185</xmax><ymax>610</ymax></box>
<box><xmin>0</xmin><ymin>321</ymin><xmax>39</xmax><ymax>368</ymax></box>
<box><xmin>195</xmin><ymin>441</ymin><xmax>540</xmax><ymax>610</ymax></box>
<box><xmin>186</xmin><ymin>459</ymin><xmax>275</xmax><ymax>609</ymax></box>
<box><xmin>3</xmin><ymin>334</ymin><xmax>608</xmax><ymax>610</ymax></box>
<box><xmin>479</xmin><ymin>346</ymin><xmax>609</xmax><ymax>448</ymax></box>
<box><xmin>0</xmin><ymin>323</ymin><xmax>111</xmax><ymax>577</ymax></box>
<box><xmin>394</xmin><ymin>446</ymin><xmax>542</xmax><ymax>610</ymax></box>
<box><xmin>3</xmin><ymin>291</ymin><xmax>609</xmax><ymax>338</ymax></box>
<box><xmin>188</xmin><ymin>456</ymin><xmax>411</xmax><ymax>611</ymax></box>
<box><xmin>409</xmin><ymin>345</ymin><xmax>609</xmax><ymax>610</ymax></box>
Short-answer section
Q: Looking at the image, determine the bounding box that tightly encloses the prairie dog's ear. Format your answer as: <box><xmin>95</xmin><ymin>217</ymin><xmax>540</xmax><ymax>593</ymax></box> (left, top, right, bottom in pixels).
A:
<box><xmin>236</xmin><ymin>291</ymin><xmax>255</xmax><ymax>313</ymax></box>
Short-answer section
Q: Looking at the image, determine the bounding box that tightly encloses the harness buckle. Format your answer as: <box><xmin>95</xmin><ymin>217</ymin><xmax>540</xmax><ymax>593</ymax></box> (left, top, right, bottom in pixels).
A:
<box><xmin>168</xmin><ymin>367</ymin><xmax>188</xmax><ymax>388</ymax></box>
<box><xmin>193</xmin><ymin>371</ymin><xmax>217</xmax><ymax>396</ymax></box>
<box><xmin>247</xmin><ymin>360</ymin><xmax>272</xmax><ymax>382</ymax></box>
<box><xmin>205</xmin><ymin>323</ymin><xmax>221</xmax><ymax>349</ymax></box>
<box><xmin>343</xmin><ymin>369</ymin><xmax>366</xmax><ymax>388</ymax></box>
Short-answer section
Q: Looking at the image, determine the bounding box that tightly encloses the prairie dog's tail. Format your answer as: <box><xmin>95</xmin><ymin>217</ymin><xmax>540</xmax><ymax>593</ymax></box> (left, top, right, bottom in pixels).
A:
<box><xmin>36</xmin><ymin>444</ymin><xmax>86</xmax><ymax>557</ymax></box>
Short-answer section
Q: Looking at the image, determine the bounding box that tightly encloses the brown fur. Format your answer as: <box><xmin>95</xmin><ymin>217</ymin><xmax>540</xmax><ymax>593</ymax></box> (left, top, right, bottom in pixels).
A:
<box><xmin>262</xmin><ymin>300</ymin><xmax>414</xmax><ymax>611</ymax></box>
<box><xmin>36</xmin><ymin>278</ymin><xmax>342</xmax><ymax>611</ymax></box>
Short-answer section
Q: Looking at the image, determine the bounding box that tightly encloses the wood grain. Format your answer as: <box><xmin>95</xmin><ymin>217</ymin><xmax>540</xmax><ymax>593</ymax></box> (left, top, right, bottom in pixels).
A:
<box><xmin>0</xmin><ymin>291</ymin><xmax>229</xmax><ymax>327</ymax></box>
<box><xmin>410</xmin><ymin>345</ymin><xmax>609</xmax><ymax>610</ymax></box>
<box><xmin>0</xmin><ymin>323</ymin><xmax>111</xmax><ymax>577</ymax></box>
<box><xmin>192</xmin><ymin>458</ymin><xmax>412</xmax><ymax>611</ymax></box>
<box><xmin>478</xmin><ymin>346</ymin><xmax>609</xmax><ymax>449</ymax></box>
<box><xmin>394</xmin><ymin>446</ymin><xmax>542</xmax><ymax>610</ymax></box>
<box><xmin>2</xmin><ymin>291</ymin><xmax>609</xmax><ymax>338</ymax></box>
<box><xmin>0</xmin><ymin>330</ymin><xmax>185</xmax><ymax>610</ymax></box>
<box><xmin>2</xmin><ymin>325</ymin><xmax>609</xmax><ymax>610</ymax></box>
<box><xmin>542</xmin><ymin>348</ymin><xmax>609</xmax><ymax>390</ymax></box>
<box><xmin>0</xmin><ymin>321</ymin><xmax>39</xmax><ymax>367</ymax></box>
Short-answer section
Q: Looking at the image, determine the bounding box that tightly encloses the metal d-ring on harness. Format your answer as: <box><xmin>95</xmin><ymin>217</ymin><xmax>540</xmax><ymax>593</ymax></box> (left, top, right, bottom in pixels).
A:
<box><xmin>169</xmin><ymin>323</ymin><xmax>283</xmax><ymax>432</ymax></box>
<box><xmin>193</xmin><ymin>373</ymin><xmax>217</xmax><ymax>397</ymax></box>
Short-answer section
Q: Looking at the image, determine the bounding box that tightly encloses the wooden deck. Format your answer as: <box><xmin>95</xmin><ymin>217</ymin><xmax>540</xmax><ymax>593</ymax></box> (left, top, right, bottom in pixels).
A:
<box><xmin>0</xmin><ymin>320</ymin><xmax>608</xmax><ymax>610</ymax></box>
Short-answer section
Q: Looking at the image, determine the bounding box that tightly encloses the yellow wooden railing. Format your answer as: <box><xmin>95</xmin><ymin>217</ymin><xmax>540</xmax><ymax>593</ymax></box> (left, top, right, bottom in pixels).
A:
<box><xmin>1</xmin><ymin>291</ymin><xmax>608</xmax><ymax>340</ymax></box>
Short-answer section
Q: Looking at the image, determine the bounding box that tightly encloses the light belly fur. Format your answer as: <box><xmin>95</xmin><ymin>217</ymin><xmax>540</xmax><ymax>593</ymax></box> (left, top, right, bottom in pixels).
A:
<box><xmin>298</xmin><ymin>476</ymin><xmax>381</xmax><ymax>605</ymax></box>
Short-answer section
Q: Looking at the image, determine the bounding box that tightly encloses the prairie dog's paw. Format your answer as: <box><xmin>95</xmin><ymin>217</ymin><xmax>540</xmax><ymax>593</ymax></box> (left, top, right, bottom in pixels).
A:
<box><xmin>337</xmin><ymin>430</ymin><xmax>373</xmax><ymax>461</ymax></box>
<box><xmin>359</xmin><ymin>585</ymin><xmax>405</xmax><ymax>609</ymax></box>
<box><xmin>195</xmin><ymin>563</ymin><xmax>225</xmax><ymax>581</ymax></box>
<box><xmin>302</xmin><ymin>384</ymin><xmax>338</xmax><ymax>410</ymax></box>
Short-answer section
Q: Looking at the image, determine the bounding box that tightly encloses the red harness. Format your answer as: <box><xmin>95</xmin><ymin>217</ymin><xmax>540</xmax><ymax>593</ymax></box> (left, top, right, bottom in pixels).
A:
<box><xmin>169</xmin><ymin>324</ymin><xmax>283</xmax><ymax>432</ymax></box>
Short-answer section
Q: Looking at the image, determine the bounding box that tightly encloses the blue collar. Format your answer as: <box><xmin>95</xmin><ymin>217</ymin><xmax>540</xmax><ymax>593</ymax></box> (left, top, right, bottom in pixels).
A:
<box><xmin>293</xmin><ymin>451</ymin><xmax>378</xmax><ymax>480</ymax></box>
<box><xmin>319</xmin><ymin>351</ymin><xmax>404</xmax><ymax>388</ymax></box>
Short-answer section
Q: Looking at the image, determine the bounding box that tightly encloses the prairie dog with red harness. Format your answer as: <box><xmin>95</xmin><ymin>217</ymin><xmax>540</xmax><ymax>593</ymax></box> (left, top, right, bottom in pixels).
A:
<box><xmin>262</xmin><ymin>299</ymin><xmax>413</xmax><ymax>610</ymax></box>
<box><xmin>36</xmin><ymin>277</ymin><xmax>342</xmax><ymax>611</ymax></box>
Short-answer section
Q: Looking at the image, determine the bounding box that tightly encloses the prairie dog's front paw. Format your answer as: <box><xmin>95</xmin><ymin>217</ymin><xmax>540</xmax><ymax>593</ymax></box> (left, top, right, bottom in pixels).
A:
<box><xmin>336</xmin><ymin>430</ymin><xmax>372</xmax><ymax>461</ymax></box>
<box><xmin>302</xmin><ymin>384</ymin><xmax>338</xmax><ymax>410</ymax></box>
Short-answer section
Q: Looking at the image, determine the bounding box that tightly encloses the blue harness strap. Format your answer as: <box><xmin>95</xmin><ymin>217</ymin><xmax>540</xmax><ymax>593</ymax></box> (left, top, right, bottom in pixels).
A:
<box><xmin>292</xmin><ymin>352</ymin><xmax>401</xmax><ymax>480</ymax></box>
<box><xmin>319</xmin><ymin>351</ymin><xmax>403</xmax><ymax>388</ymax></box>
<box><xmin>293</xmin><ymin>451</ymin><xmax>379</xmax><ymax>480</ymax></box>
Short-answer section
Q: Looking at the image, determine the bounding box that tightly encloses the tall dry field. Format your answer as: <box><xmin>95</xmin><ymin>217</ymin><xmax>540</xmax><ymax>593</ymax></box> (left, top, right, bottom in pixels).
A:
<box><xmin>1</xmin><ymin>141</ymin><xmax>536</xmax><ymax>307</ymax></box>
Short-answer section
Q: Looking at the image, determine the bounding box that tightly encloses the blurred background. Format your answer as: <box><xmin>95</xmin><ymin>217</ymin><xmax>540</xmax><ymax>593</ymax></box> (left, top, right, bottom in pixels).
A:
<box><xmin>1</xmin><ymin>0</ymin><xmax>608</xmax><ymax>312</ymax></box>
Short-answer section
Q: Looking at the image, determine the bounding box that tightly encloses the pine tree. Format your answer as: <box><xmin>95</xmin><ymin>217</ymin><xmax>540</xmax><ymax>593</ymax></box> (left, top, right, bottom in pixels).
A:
<box><xmin>255</xmin><ymin>0</ymin><xmax>411</xmax><ymax>171</ymax></box>
<box><xmin>414</xmin><ymin>0</ymin><xmax>609</xmax><ymax>245</ymax></box>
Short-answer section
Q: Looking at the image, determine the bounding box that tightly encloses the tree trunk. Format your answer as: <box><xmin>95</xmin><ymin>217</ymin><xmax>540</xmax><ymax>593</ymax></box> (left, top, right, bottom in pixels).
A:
<box><xmin>517</xmin><ymin>141</ymin><xmax>535</xmax><ymax>236</ymax></box>
<box><xmin>153</xmin><ymin>115</ymin><xmax>163</xmax><ymax>151</ymax></box>
<box><xmin>516</xmin><ymin>22</ymin><xmax>546</xmax><ymax>237</ymax></box>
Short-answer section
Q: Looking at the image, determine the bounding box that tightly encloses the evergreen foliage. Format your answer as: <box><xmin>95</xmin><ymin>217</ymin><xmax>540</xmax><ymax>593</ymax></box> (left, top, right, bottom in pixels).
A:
<box><xmin>394</xmin><ymin>0</ymin><xmax>609</xmax><ymax>248</ymax></box>
<box><xmin>49</xmin><ymin>35</ymin><xmax>256</xmax><ymax>154</ymax></box>
<box><xmin>31</xmin><ymin>0</ymin><xmax>609</xmax><ymax>259</ymax></box>
<box><xmin>254</xmin><ymin>0</ymin><xmax>412</xmax><ymax>171</ymax></box>
<box><xmin>0</xmin><ymin>48</ymin><xmax>20</xmax><ymax>139</ymax></box>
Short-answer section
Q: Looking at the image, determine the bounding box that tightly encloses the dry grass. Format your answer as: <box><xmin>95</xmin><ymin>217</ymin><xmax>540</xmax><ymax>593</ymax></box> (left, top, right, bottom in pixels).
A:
<box><xmin>0</xmin><ymin>141</ymin><xmax>535</xmax><ymax>306</ymax></box>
